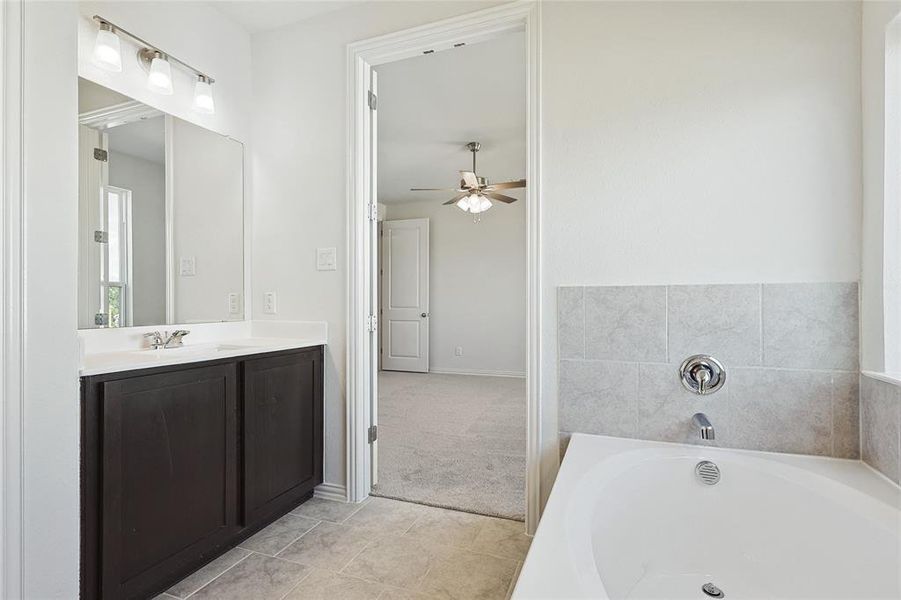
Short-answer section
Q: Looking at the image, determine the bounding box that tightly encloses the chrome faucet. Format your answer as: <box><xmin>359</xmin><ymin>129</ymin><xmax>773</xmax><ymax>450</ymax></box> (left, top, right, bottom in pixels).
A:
<box><xmin>692</xmin><ymin>412</ymin><xmax>715</xmax><ymax>440</ymax></box>
<box><xmin>143</xmin><ymin>330</ymin><xmax>190</xmax><ymax>350</ymax></box>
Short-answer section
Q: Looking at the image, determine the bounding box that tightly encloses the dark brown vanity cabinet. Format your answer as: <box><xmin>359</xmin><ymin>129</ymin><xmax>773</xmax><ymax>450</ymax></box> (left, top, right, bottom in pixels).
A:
<box><xmin>81</xmin><ymin>346</ymin><xmax>323</xmax><ymax>600</ymax></box>
<box><xmin>244</xmin><ymin>351</ymin><xmax>323</xmax><ymax>525</ymax></box>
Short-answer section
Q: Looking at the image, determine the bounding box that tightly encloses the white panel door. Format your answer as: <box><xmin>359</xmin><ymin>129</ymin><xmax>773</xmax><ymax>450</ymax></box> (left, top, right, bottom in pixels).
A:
<box><xmin>381</xmin><ymin>218</ymin><xmax>429</xmax><ymax>372</ymax></box>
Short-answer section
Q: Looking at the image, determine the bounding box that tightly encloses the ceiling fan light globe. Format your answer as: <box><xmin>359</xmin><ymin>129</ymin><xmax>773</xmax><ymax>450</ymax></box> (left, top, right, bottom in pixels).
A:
<box><xmin>455</xmin><ymin>197</ymin><xmax>470</xmax><ymax>212</ymax></box>
<box><xmin>479</xmin><ymin>197</ymin><xmax>492</xmax><ymax>212</ymax></box>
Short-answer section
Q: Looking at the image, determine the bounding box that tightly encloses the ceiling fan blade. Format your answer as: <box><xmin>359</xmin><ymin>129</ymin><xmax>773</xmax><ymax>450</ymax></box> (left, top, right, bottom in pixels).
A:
<box><xmin>483</xmin><ymin>179</ymin><xmax>526</xmax><ymax>191</ymax></box>
<box><xmin>487</xmin><ymin>192</ymin><xmax>518</xmax><ymax>204</ymax></box>
<box><xmin>460</xmin><ymin>171</ymin><xmax>479</xmax><ymax>188</ymax></box>
<box><xmin>443</xmin><ymin>193</ymin><xmax>468</xmax><ymax>205</ymax></box>
<box><xmin>410</xmin><ymin>187</ymin><xmax>457</xmax><ymax>191</ymax></box>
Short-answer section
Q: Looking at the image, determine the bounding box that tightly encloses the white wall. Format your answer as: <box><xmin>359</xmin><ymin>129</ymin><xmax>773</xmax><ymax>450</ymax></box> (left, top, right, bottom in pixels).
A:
<box><xmin>252</xmin><ymin>0</ymin><xmax>863</xmax><ymax>499</ymax></box>
<box><xmin>108</xmin><ymin>148</ymin><xmax>167</xmax><ymax>325</ymax></box>
<box><xmin>862</xmin><ymin>1</ymin><xmax>901</xmax><ymax>373</ymax></box>
<box><xmin>251</xmin><ymin>0</ymin><xmax>501</xmax><ymax>491</ymax></box>
<box><xmin>385</xmin><ymin>200</ymin><xmax>526</xmax><ymax>376</ymax></box>
<box><xmin>15</xmin><ymin>2</ymin><xmax>80</xmax><ymax>596</ymax></box>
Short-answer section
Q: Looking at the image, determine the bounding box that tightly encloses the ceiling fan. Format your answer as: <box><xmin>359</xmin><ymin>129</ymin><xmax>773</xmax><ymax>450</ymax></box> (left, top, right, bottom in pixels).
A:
<box><xmin>410</xmin><ymin>142</ymin><xmax>526</xmax><ymax>217</ymax></box>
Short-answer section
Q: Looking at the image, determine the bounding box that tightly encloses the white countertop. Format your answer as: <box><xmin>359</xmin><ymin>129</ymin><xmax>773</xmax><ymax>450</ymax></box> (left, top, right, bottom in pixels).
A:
<box><xmin>80</xmin><ymin>336</ymin><xmax>326</xmax><ymax>376</ymax></box>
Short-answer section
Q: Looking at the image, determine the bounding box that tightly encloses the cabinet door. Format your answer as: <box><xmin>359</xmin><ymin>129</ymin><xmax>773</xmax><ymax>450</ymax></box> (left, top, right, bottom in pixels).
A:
<box><xmin>100</xmin><ymin>364</ymin><xmax>238</xmax><ymax>600</ymax></box>
<box><xmin>244</xmin><ymin>348</ymin><xmax>323</xmax><ymax>525</ymax></box>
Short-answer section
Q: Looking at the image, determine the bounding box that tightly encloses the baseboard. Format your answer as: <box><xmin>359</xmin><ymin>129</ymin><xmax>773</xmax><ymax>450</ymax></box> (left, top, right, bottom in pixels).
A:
<box><xmin>313</xmin><ymin>482</ymin><xmax>347</xmax><ymax>502</ymax></box>
<box><xmin>427</xmin><ymin>368</ymin><xmax>526</xmax><ymax>378</ymax></box>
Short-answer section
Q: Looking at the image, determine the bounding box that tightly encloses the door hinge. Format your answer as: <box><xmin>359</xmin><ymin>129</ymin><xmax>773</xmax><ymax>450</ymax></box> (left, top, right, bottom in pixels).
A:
<box><xmin>367</xmin><ymin>203</ymin><xmax>378</xmax><ymax>221</ymax></box>
<box><xmin>93</xmin><ymin>148</ymin><xmax>108</xmax><ymax>162</ymax></box>
<box><xmin>367</xmin><ymin>90</ymin><xmax>378</xmax><ymax>110</ymax></box>
<box><xmin>366</xmin><ymin>314</ymin><xmax>378</xmax><ymax>332</ymax></box>
<box><xmin>368</xmin><ymin>425</ymin><xmax>378</xmax><ymax>443</ymax></box>
<box><xmin>94</xmin><ymin>230</ymin><xmax>108</xmax><ymax>243</ymax></box>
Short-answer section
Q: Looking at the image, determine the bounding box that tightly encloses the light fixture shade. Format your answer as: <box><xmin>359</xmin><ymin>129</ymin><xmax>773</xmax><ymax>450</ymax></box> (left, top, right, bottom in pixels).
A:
<box><xmin>456</xmin><ymin>197</ymin><xmax>470</xmax><ymax>212</ymax></box>
<box><xmin>147</xmin><ymin>55</ymin><xmax>173</xmax><ymax>95</ymax></box>
<box><xmin>92</xmin><ymin>26</ymin><xmax>122</xmax><ymax>72</ymax></box>
<box><xmin>192</xmin><ymin>76</ymin><xmax>215</xmax><ymax>114</ymax></box>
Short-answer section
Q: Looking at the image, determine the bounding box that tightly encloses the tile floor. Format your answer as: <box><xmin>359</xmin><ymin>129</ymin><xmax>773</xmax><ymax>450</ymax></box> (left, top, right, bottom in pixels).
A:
<box><xmin>154</xmin><ymin>496</ymin><xmax>530</xmax><ymax>600</ymax></box>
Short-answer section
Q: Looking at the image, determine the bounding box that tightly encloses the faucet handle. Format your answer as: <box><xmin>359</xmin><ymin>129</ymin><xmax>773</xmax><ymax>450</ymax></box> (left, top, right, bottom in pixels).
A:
<box><xmin>680</xmin><ymin>355</ymin><xmax>725</xmax><ymax>395</ymax></box>
<box><xmin>143</xmin><ymin>331</ymin><xmax>163</xmax><ymax>349</ymax></box>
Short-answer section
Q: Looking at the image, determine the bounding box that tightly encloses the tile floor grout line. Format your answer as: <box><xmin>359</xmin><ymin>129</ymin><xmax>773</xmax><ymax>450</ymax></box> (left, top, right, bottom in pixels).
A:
<box><xmin>274</xmin><ymin>564</ymin><xmax>316</xmax><ymax>600</ymax></box>
<box><xmin>181</xmin><ymin>550</ymin><xmax>253</xmax><ymax>599</ymax></box>
<box><xmin>272</xmin><ymin>520</ymin><xmax>324</xmax><ymax>558</ymax></box>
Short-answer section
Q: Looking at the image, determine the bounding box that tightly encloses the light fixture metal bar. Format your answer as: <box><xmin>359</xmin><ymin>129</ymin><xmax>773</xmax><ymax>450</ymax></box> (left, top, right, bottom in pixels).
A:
<box><xmin>92</xmin><ymin>15</ymin><xmax>215</xmax><ymax>83</ymax></box>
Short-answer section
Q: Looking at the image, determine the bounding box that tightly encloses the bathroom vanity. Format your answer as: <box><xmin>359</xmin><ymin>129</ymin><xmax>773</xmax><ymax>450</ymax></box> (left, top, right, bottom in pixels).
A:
<box><xmin>80</xmin><ymin>343</ymin><xmax>323</xmax><ymax>600</ymax></box>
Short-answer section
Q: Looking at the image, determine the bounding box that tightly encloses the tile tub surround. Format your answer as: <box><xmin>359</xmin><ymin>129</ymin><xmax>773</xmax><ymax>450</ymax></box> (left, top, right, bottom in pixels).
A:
<box><xmin>557</xmin><ymin>282</ymin><xmax>860</xmax><ymax>458</ymax></box>
<box><xmin>861</xmin><ymin>374</ymin><xmax>901</xmax><ymax>484</ymax></box>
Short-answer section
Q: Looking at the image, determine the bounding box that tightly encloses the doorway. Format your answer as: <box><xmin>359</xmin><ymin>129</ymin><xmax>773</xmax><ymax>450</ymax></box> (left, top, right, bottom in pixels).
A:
<box><xmin>346</xmin><ymin>3</ymin><xmax>542</xmax><ymax>532</ymax></box>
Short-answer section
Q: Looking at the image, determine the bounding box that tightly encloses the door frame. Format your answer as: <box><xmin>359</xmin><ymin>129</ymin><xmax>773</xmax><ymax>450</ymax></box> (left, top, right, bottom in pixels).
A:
<box><xmin>345</xmin><ymin>1</ymin><xmax>543</xmax><ymax>533</ymax></box>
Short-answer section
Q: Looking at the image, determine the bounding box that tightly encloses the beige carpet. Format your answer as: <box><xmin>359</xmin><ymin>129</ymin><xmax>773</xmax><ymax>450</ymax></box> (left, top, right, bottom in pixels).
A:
<box><xmin>372</xmin><ymin>371</ymin><xmax>526</xmax><ymax>521</ymax></box>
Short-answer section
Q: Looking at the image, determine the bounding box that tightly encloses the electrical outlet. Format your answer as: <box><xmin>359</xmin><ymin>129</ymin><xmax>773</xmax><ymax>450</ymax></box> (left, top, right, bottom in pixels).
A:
<box><xmin>317</xmin><ymin>247</ymin><xmax>337</xmax><ymax>271</ymax></box>
<box><xmin>263</xmin><ymin>291</ymin><xmax>277</xmax><ymax>314</ymax></box>
<box><xmin>179</xmin><ymin>256</ymin><xmax>196</xmax><ymax>276</ymax></box>
<box><xmin>455</xmin><ymin>346</ymin><xmax>463</xmax><ymax>357</ymax></box>
<box><xmin>228</xmin><ymin>293</ymin><xmax>241</xmax><ymax>315</ymax></box>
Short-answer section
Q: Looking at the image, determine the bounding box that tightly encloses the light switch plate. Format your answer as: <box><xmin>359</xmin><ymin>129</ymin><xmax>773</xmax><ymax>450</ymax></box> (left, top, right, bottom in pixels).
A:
<box><xmin>263</xmin><ymin>291</ymin><xmax>277</xmax><ymax>314</ymax></box>
<box><xmin>179</xmin><ymin>256</ymin><xmax>196</xmax><ymax>277</ymax></box>
<box><xmin>317</xmin><ymin>247</ymin><xmax>337</xmax><ymax>271</ymax></box>
<box><xmin>228</xmin><ymin>293</ymin><xmax>241</xmax><ymax>315</ymax></box>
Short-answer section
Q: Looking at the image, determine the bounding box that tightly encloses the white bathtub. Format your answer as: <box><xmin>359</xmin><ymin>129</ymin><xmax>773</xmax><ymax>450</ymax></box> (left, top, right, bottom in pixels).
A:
<box><xmin>514</xmin><ymin>434</ymin><xmax>901</xmax><ymax>599</ymax></box>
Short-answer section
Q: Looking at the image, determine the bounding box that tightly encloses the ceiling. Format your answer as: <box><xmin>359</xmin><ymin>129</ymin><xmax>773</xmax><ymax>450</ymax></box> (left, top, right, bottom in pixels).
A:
<box><xmin>108</xmin><ymin>116</ymin><xmax>166</xmax><ymax>165</ymax></box>
<box><xmin>376</xmin><ymin>32</ymin><xmax>526</xmax><ymax>205</ymax></box>
<box><xmin>211</xmin><ymin>1</ymin><xmax>361</xmax><ymax>34</ymax></box>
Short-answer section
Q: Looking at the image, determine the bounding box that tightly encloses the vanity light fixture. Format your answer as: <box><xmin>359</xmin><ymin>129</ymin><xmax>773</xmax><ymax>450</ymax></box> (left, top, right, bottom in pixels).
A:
<box><xmin>192</xmin><ymin>75</ymin><xmax>215</xmax><ymax>114</ymax></box>
<box><xmin>146</xmin><ymin>51</ymin><xmax>174</xmax><ymax>95</ymax></box>
<box><xmin>91</xmin><ymin>20</ymin><xmax>122</xmax><ymax>72</ymax></box>
<box><xmin>91</xmin><ymin>15</ymin><xmax>216</xmax><ymax>113</ymax></box>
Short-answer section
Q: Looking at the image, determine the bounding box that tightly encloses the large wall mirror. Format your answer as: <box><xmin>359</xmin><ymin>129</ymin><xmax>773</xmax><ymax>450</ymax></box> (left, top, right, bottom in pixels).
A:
<box><xmin>77</xmin><ymin>78</ymin><xmax>244</xmax><ymax>329</ymax></box>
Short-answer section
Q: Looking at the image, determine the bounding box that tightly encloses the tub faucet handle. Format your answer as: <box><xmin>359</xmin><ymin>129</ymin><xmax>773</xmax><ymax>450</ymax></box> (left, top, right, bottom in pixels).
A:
<box><xmin>694</xmin><ymin>365</ymin><xmax>711</xmax><ymax>394</ymax></box>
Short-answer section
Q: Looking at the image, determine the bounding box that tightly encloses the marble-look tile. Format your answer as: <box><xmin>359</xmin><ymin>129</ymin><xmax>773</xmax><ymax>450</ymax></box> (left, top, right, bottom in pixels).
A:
<box><xmin>344</xmin><ymin>497</ymin><xmax>430</xmax><ymax>537</ymax></box>
<box><xmin>290</xmin><ymin>497</ymin><xmax>366</xmax><ymax>524</ymax></box>
<box><xmin>558</xmin><ymin>287</ymin><xmax>585</xmax><ymax>359</ymax></box>
<box><xmin>278</xmin><ymin>522</ymin><xmax>371</xmax><ymax>571</ymax></box>
<box><xmin>283</xmin><ymin>568</ymin><xmax>382</xmax><ymax>600</ymax></box>
<box><xmin>637</xmin><ymin>362</ymin><xmax>730</xmax><ymax>445</ymax></box>
<box><xmin>506</xmin><ymin>561</ymin><xmax>524</xmax><ymax>600</ymax></box>
<box><xmin>469</xmin><ymin>518</ymin><xmax>531</xmax><ymax>561</ymax></box>
<box><xmin>861</xmin><ymin>376</ymin><xmax>901</xmax><ymax>484</ymax></box>
<box><xmin>584</xmin><ymin>286</ymin><xmax>666</xmax><ymax>362</ymax></box>
<box><xmin>190</xmin><ymin>553</ymin><xmax>310</xmax><ymax>600</ymax></box>
<box><xmin>762</xmin><ymin>282</ymin><xmax>858</xmax><ymax>370</ymax></box>
<box><xmin>667</xmin><ymin>284</ymin><xmax>761</xmax><ymax>366</ymax></box>
<box><xmin>418</xmin><ymin>549</ymin><xmax>519</xmax><ymax>600</ymax></box>
<box><xmin>558</xmin><ymin>360</ymin><xmax>638</xmax><ymax>437</ymax></box>
<box><xmin>378</xmin><ymin>587</ymin><xmax>433</xmax><ymax>600</ymax></box>
<box><xmin>342</xmin><ymin>535</ymin><xmax>452</xmax><ymax>589</ymax></box>
<box><xmin>727</xmin><ymin>368</ymin><xmax>833</xmax><ymax>456</ymax></box>
<box><xmin>239</xmin><ymin>514</ymin><xmax>319</xmax><ymax>556</ymax></box>
<box><xmin>153</xmin><ymin>595</ymin><xmax>180</xmax><ymax>600</ymax></box>
<box><xmin>832</xmin><ymin>373</ymin><xmax>860</xmax><ymax>459</ymax></box>
<box><xmin>165</xmin><ymin>547</ymin><xmax>251</xmax><ymax>598</ymax></box>
<box><xmin>405</xmin><ymin>506</ymin><xmax>491</xmax><ymax>548</ymax></box>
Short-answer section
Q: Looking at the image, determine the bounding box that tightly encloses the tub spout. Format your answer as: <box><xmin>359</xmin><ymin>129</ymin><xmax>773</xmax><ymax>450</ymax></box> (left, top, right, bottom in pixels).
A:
<box><xmin>692</xmin><ymin>412</ymin><xmax>715</xmax><ymax>440</ymax></box>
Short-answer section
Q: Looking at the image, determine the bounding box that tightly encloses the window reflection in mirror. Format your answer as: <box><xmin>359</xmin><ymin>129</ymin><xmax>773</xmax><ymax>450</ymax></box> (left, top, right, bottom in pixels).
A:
<box><xmin>77</xmin><ymin>78</ymin><xmax>244</xmax><ymax>329</ymax></box>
